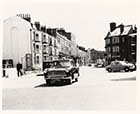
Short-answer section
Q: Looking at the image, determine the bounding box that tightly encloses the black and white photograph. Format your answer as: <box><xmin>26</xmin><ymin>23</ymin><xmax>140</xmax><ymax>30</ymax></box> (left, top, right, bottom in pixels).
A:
<box><xmin>1</xmin><ymin>0</ymin><xmax>140</xmax><ymax>112</ymax></box>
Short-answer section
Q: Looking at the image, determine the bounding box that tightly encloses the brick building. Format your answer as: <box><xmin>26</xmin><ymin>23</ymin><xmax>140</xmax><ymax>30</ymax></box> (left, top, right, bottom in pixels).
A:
<box><xmin>104</xmin><ymin>22</ymin><xmax>137</xmax><ymax>64</ymax></box>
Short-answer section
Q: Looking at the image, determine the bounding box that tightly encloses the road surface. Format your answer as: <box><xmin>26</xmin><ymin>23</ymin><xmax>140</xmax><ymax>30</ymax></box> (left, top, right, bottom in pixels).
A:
<box><xmin>2</xmin><ymin>66</ymin><xmax>136</xmax><ymax>110</ymax></box>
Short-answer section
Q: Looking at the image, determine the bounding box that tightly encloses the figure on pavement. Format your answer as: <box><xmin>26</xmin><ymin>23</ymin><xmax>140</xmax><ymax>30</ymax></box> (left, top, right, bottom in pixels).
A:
<box><xmin>16</xmin><ymin>62</ymin><xmax>23</xmax><ymax>77</ymax></box>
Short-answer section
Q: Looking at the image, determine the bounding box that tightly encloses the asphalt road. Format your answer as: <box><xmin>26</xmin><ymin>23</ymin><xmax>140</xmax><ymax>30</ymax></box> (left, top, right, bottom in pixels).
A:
<box><xmin>2</xmin><ymin>66</ymin><xmax>136</xmax><ymax>110</ymax></box>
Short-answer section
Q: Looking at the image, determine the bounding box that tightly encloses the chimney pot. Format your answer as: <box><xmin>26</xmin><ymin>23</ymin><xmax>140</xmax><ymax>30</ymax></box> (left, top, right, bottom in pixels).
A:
<box><xmin>110</xmin><ymin>22</ymin><xmax>116</xmax><ymax>32</ymax></box>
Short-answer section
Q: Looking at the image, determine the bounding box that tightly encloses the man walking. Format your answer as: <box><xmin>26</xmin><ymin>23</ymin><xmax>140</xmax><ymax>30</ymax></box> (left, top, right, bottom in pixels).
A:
<box><xmin>16</xmin><ymin>62</ymin><xmax>23</xmax><ymax>77</ymax></box>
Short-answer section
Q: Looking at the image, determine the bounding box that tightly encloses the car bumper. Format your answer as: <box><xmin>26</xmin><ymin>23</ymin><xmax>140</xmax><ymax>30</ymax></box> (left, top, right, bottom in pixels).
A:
<box><xmin>45</xmin><ymin>75</ymin><xmax>71</xmax><ymax>80</ymax></box>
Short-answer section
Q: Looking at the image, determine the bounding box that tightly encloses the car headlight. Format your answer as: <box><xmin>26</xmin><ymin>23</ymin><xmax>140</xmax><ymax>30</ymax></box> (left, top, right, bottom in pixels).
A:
<box><xmin>44</xmin><ymin>69</ymin><xmax>48</xmax><ymax>74</ymax></box>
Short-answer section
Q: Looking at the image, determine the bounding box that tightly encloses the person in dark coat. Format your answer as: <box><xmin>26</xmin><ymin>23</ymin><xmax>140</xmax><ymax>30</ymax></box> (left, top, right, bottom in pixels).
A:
<box><xmin>16</xmin><ymin>62</ymin><xmax>23</xmax><ymax>77</ymax></box>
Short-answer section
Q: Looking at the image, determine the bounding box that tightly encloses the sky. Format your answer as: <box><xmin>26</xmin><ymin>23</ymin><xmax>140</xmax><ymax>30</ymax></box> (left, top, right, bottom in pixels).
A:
<box><xmin>0</xmin><ymin>0</ymin><xmax>139</xmax><ymax>51</ymax></box>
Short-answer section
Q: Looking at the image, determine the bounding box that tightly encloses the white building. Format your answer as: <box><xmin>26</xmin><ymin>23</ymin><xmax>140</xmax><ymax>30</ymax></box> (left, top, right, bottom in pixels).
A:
<box><xmin>3</xmin><ymin>15</ymin><xmax>43</xmax><ymax>70</ymax></box>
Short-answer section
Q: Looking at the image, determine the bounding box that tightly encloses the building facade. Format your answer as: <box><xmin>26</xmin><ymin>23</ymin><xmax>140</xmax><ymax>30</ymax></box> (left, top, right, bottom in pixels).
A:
<box><xmin>104</xmin><ymin>22</ymin><xmax>137</xmax><ymax>64</ymax></box>
<box><xmin>3</xmin><ymin>15</ymin><xmax>45</xmax><ymax>70</ymax></box>
<box><xmin>88</xmin><ymin>48</ymin><xmax>105</xmax><ymax>63</ymax></box>
<box><xmin>3</xmin><ymin>15</ymin><xmax>37</xmax><ymax>70</ymax></box>
<box><xmin>77</xmin><ymin>46</ymin><xmax>89</xmax><ymax>66</ymax></box>
<box><xmin>3</xmin><ymin>14</ymin><xmax>87</xmax><ymax>71</ymax></box>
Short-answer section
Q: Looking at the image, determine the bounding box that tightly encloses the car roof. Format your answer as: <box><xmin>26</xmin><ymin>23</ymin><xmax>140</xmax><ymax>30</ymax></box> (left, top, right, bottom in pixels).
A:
<box><xmin>111</xmin><ymin>61</ymin><xmax>127</xmax><ymax>64</ymax></box>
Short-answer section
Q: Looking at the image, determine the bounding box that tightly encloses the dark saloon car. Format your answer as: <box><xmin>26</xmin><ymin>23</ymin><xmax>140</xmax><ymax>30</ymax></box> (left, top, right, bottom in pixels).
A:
<box><xmin>106</xmin><ymin>61</ymin><xmax>136</xmax><ymax>72</ymax></box>
<box><xmin>44</xmin><ymin>59</ymin><xmax>79</xmax><ymax>85</ymax></box>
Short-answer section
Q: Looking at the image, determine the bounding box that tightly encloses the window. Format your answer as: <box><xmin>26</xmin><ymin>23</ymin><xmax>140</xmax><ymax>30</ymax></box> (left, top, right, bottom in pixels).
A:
<box><xmin>112</xmin><ymin>37</ymin><xmax>119</xmax><ymax>44</ymax></box>
<box><xmin>108</xmin><ymin>47</ymin><xmax>110</xmax><ymax>52</ymax></box>
<box><xmin>122</xmin><ymin>37</ymin><xmax>125</xmax><ymax>42</ymax></box>
<box><xmin>112</xmin><ymin>46</ymin><xmax>120</xmax><ymax>52</ymax></box>
<box><xmin>35</xmin><ymin>33</ymin><xmax>39</xmax><ymax>41</ymax></box>
<box><xmin>36</xmin><ymin>33</ymin><xmax>39</xmax><ymax>37</ymax></box>
<box><xmin>105</xmin><ymin>39</ymin><xmax>110</xmax><ymax>45</ymax></box>
<box><xmin>43</xmin><ymin>36</ymin><xmax>46</xmax><ymax>42</ymax></box>
<box><xmin>43</xmin><ymin>45</ymin><xmax>46</xmax><ymax>50</ymax></box>
<box><xmin>106</xmin><ymin>47</ymin><xmax>111</xmax><ymax>53</ymax></box>
<box><xmin>57</xmin><ymin>37</ymin><xmax>60</xmax><ymax>43</ymax></box>
<box><xmin>34</xmin><ymin>56</ymin><xmax>36</xmax><ymax>64</ymax></box>
<box><xmin>131</xmin><ymin>46</ymin><xmax>136</xmax><ymax>52</ymax></box>
<box><xmin>36</xmin><ymin>45</ymin><xmax>39</xmax><ymax>52</ymax></box>
<box><xmin>36</xmin><ymin>45</ymin><xmax>39</xmax><ymax>50</ymax></box>
<box><xmin>36</xmin><ymin>56</ymin><xmax>39</xmax><ymax>64</ymax></box>
<box><xmin>49</xmin><ymin>38</ymin><xmax>52</xmax><ymax>46</ymax></box>
<box><xmin>44</xmin><ymin>56</ymin><xmax>47</xmax><ymax>61</ymax></box>
<box><xmin>131</xmin><ymin>37</ymin><xmax>136</xmax><ymax>44</ymax></box>
<box><xmin>49</xmin><ymin>47</ymin><xmax>53</xmax><ymax>55</ymax></box>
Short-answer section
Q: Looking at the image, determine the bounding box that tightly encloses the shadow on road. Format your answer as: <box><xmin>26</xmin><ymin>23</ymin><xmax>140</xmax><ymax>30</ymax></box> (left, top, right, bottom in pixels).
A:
<box><xmin>111</xmin><ymin>77</ymin><xmax>136</xmax><ymax>81</ymax></box>
<box><xmin>34</xmin><ymin>82</ymin><xmax>70</xmax><ymax>88</ymax></box>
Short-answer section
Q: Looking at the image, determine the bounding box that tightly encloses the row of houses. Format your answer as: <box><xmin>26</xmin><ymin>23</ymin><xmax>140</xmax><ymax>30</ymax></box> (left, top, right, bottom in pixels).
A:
<box><xmin>3</xmin><ymin>14</ymin><xmax>89</xmax><ymax>71</ymax></box>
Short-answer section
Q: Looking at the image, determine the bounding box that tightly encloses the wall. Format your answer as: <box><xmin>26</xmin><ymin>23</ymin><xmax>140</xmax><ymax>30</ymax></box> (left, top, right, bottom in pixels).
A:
<box><xmin>3</xmin><ymin>16</ymin><xmax>32</xmax><ymax>69</ymax></box>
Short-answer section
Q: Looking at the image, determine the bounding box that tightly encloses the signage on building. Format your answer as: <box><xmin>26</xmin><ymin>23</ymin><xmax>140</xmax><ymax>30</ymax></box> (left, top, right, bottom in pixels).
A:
<box><xmin>26</xmin><ymin>53</ymin><xmax>32</xmax><ymax>71</ymax></box>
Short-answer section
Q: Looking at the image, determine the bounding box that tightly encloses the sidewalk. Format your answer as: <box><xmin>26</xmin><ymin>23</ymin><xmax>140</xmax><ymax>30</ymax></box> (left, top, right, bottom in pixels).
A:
<box><xmin>2</xmin><ymin>68</ymin><xmax>43</xmax><ymax>79</ymax></box>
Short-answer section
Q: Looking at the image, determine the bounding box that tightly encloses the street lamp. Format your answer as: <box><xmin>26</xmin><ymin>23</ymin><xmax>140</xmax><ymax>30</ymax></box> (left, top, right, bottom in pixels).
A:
<box><xmin>29</xmin><ymin>28</ymin><xmax>33</xmax><ymax>70</ymax></box>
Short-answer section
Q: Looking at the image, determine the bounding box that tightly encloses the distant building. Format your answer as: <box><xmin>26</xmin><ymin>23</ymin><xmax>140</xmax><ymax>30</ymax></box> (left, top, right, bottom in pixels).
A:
<box><xmin>88</xmin><ymin>48</ymin><xmax>105</xmax><ymax>63</ymax></box>
<box><xmin>47</xmin><ymin>28</ymin><xmax>77</xmax><ymax>60</ymax></box>
<box><xmin>77</xmin><ymin>46</ymin><xmax>89</xmax><ymax>66</ymax></box>
<box><xmin>104</xmin><ymin>22</ymin><xmax>137</xmax><ymax>64</ymax></box>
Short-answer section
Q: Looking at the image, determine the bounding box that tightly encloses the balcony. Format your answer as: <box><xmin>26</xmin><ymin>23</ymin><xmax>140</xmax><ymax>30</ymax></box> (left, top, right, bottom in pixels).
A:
<box><xmin>42</xmin><ymin>40</ymin><xmax>48</xmax><ymax>43</ymax></box>
<box><xmin>35</xmin><ymin>50</ymin><xmax>40</xmax><ymax>53</ymax></box>
<box><xmin>43</xmin><ymin>50</ymin><xmax>48</xmax><ymax>54</ymax></box>
<box><xmin>34</xmin><ymin>38</ymin><xmax>40</xmax><ymax>42</ymax></box>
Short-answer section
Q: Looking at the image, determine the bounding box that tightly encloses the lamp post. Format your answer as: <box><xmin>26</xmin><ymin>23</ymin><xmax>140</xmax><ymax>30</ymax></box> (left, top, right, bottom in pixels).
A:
<box><xmin>29</xmin><ymin>28</ymin><xmax>33</xmax><ymax>70</ymax></box>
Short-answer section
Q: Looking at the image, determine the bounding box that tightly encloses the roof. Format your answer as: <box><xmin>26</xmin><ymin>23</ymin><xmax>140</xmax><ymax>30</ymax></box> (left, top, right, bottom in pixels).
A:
<box><xmin>108</xmin><ymin>27</ymin><xmax>121</xmax><ymax>37</ymax></box>
<box><xmin>107</xmin><ymin>25</ymin><xmax>133</xmax><ymax>37</ymax></box>
<box><xmin>121</xmin><ymin>25</ymin><xmax>132</xmax><ymax>35</ymax></box>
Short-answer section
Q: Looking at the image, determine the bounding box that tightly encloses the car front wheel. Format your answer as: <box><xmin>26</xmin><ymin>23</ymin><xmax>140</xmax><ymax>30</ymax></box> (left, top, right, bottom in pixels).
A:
<box><xmin>107</xmin><ymin>68</ymin><xmax>112</xmax><ymax>72</ymax></box>
<box><xmin>67</xmin><ymin>78</ymin><xmax>72</xmax><ymax>84</ymax></box>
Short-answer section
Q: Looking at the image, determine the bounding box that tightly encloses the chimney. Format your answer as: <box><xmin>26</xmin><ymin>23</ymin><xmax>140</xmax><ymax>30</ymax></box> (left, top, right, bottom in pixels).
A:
<box><xmin>17</xmin><ymin>13</ymin><xmax>31</xmax><ymax>22</ymax></box>
<box><xmin>110</xmin><ymin>22</ymin><xmax>116</xmax><ymax>32</ymax></box>
<box><xmin>119</xmin><ymin>24</ymin><xmax>124</xmax><ymax>33</ymax></box>
<box><xmin>34</xmin><ymin>22</ymin><xmax>40</xmax><ymax>30</ymax></box>
<box><xmin>41</xmin><ymin>26</ymin><xmax>46</xmax><ymax>32</ymax></box>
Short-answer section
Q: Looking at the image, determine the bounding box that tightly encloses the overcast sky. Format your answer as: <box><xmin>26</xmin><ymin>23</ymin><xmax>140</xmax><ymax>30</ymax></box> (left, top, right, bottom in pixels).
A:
<box><xmin>1</xmin><ymin>0</ymin><xmax>139</xmax><ymax>51</ymax></box>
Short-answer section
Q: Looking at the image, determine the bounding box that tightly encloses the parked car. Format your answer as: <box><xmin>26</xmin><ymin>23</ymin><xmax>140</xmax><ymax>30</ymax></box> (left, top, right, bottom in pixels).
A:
<box><xmin>44</xmin><ymin>59</ymin><xmax>80</xmax><ymax>85</ymax></box>
<box><xmin>106</xmin><ymin>61</ymin><xmax>136</xmax><ymax>72</ymax></box>
<box><xmin>94</xmin><ymin>63</ymin><xmax>104</xmax><ymax>68</ymax></box>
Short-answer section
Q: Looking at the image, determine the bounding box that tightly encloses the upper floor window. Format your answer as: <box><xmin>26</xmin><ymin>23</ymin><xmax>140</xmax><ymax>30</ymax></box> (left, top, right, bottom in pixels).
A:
<box><xmin>131</xmin><ymin>37</ymin><xmax>136</xmax><ymax>44</ymax></box>
<box><xmin>112</xmin><ymin>46</ymin><xmax>120</xmax><ymax>52</ymax></box>
<box><xmin>112</xmin><ymin>37</ymin><xmax>119</xmax><ymax>44</ymax></box>
<box><xmin>122</xmin><ymin>37</ymin><xmax>125</xmax><ymax>42</ymax></box>
<box><xmin>43</xmin><ymin>45</ymin><xmax>47</xmax><ymax>50</ymax></box>
<box><xmin>43</xmin><ymin>35</ymin><xmax>46</xmax><ymax>42</ymax></box>
<box><xmin>44</xmin><ymin>56</ymin><xmax>47</xmax><ymax>61</ymax></box>
<box><xmin>36</xmin><ymin>56</ymin><xmax>40</xmax><ymax>64</ymax></box>
<box><xmin>105</xmin><ymin>39</ymin><xmax>110</xmax><ymax>45</ymax></box>
<box><xmin>106</xmin><ymin>47</ymin><xmax>111</xmax><ymax>54</ymax></box>
<box><xmin>35</xmin><ymin>33</ymin><xmax>39</xmax><ymax>41</ymax></box>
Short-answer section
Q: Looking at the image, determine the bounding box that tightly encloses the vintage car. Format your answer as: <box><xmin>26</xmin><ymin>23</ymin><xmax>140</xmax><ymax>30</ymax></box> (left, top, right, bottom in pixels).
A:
<box><xmin>44</xmin><ymin>59</ymin><xmax>80</xmax><ymax>85</ymax></box>
<box><xmin>106</xmin><ymin>61</ymin><xmax>136</xmax><ymax>72</ymax></box>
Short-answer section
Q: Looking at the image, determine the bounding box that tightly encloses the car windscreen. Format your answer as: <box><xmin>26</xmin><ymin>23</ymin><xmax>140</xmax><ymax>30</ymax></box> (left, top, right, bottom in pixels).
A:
<box><xmin>52</xmin><ymin>61</ymin><xmax>72</xmax><ymax>68</ymax></box>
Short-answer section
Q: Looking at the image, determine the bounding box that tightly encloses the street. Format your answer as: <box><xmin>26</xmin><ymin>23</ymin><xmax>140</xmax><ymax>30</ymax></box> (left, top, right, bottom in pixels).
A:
<box><xmin>2</xmin><ymin>66</ymin><xmax>136</xmax><ymax>110</ymax></box>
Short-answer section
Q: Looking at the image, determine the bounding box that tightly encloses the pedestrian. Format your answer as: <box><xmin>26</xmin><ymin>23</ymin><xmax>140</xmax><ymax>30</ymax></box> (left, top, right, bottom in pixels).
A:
<box><xmin>16</xmin><ymin>62</ymin><xmax>23</xmax><ymax>77</ymax></box>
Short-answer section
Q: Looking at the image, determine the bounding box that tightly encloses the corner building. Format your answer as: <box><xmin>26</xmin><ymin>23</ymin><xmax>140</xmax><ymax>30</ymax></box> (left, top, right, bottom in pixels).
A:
<box><xmin>104</xmin><ymin>22</ymin><xmax>137</xmax><ymax>64</ymax></box>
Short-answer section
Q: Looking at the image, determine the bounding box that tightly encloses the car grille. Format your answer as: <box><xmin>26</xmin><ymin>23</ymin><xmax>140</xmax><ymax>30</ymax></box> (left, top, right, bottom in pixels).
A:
<box><xmin>48</xmin><ymin>70</ymin><xmax>66</xmax><ymax>76</ymax></box>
